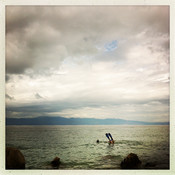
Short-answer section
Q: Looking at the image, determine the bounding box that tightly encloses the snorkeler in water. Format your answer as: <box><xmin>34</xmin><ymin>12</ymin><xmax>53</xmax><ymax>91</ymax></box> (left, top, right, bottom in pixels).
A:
<box><xmin>105</xmin><ymin>133</ymin><xmax>114</xmax><ymax>144</ymax></box>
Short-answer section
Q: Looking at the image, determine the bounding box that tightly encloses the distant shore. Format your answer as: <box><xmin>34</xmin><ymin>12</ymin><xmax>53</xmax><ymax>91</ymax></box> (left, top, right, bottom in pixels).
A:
<box><xmin>6</xmin><ymin>116</ymin><xmax>169</xmax><ymax>125</ymax></box>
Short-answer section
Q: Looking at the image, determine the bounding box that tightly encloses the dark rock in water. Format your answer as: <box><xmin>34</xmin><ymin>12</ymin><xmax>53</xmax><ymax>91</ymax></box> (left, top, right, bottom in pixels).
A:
<box><xmin>6</xmin><ymin>147</ymin><xmax>25</xmax><ymax>169</ymax></box>
<box><xmin>145</xmin><ymin>162</ymin><xmax>156</xmax><ymax>168</ymax></box>
<box><xmin>51</xmin><ymin>157</ymin><xmax>60</xmax><ymax>168</ymax></box>
<box><xmin>120</xmin><ymin>153</ymin><xmax>141</xmax><ymax>169</ymax></box>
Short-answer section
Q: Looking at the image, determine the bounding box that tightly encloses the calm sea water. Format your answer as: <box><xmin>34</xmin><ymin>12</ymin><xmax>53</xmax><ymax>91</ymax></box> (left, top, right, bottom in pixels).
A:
<box><xmin>6</xmin><ymin>125</ymin><xmax>169</xmax><ymax>169</ymax></box>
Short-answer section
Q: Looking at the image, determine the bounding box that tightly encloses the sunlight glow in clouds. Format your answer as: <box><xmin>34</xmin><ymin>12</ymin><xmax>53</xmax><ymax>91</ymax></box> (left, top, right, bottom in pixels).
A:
<box><xmin>6</xmin><ymin>6</ymin><xmax>169</xmax><ymax>122</ymax></box>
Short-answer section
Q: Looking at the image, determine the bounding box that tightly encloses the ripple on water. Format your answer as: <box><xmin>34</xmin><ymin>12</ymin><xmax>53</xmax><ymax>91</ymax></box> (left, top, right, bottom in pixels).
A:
<box><xmin>6</xmin><ymin>125</ymin><xmax>169</xmax><ymax>169</ymax></box>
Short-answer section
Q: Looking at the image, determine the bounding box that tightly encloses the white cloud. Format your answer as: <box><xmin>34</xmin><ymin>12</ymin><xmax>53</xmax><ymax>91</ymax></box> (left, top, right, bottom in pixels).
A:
<box><xmin>48</xmin><ymin>102</ymin><xmax>169</xmax><ymax>122</ymax></box>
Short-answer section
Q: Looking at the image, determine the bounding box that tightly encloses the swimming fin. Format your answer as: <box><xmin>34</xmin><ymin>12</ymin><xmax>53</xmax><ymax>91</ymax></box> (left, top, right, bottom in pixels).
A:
<box><xmin>105</xmin><ymin>133</ymin><xmax>110</xmax><ymax>140</ymax></box>
<box><xmin>108</xmin><ymin>133</ymin><xmax>113</xmax><ymax>141</ymax></box>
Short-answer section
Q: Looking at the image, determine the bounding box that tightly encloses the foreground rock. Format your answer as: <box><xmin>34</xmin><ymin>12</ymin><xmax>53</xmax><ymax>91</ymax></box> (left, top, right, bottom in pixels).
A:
<box><xmin>51</xmin><ymin>157</ymin><xmax>60</xmax><ymax>168</ymax></box>
<box><xmin>120</xmin><ymin>153</ymin><xmax>141</xmax><ymax>169</ymax></box>
<box><xmin>6</xmin><ymin>147</ymin><xmax>25</xmax><ymax>169</ymax></box>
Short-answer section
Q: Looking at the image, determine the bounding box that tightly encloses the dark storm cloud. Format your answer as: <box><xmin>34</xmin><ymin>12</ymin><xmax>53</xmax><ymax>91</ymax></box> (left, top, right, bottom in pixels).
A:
<box><xmin>35</xmin><ymin>93</ymin><xmax>43</xmax><ymax>99</ymax></box>
<box><xmin>6</xmin><ymin>97</ymin><xmax>169</xmax><ymax>118</ymax></box>
<box><xmin>6</xmin><ymin>94</ymin><xmax>14</xmax><ymax>100</ymax></box>
<box><xmin>6</xmin><ymin>6</ymin><xmax>39</xmax><ymax>33</ymax></box>
<box><xmin>6</xmin><ymin>6</ymin><xmax>169</xmax><ymax>75</ymax></box>
<box><xmin>6</xmin><ymin>74</ymin><xmax>10</xmax><ymax>82</ymax></box>
<box><xmin>6</xmin><ymin>101</ymin><xmax>76</xmax><ymax>118</ymax></box>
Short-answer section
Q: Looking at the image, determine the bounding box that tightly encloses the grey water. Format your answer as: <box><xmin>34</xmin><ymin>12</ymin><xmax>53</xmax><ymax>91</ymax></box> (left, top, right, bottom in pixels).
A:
<box><xmin>6</xmin><ymin>125</ymin><xmax>169</xmax><ymax>169</ymax></box>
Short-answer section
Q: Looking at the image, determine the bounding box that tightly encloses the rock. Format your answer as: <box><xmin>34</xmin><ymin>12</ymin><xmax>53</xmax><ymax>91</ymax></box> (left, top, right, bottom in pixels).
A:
<box><xmin>96</xmin><ymin>139</ymin><xmax>99</xmax><ymax>143</ymax></box>
<box><xmin>6</xmin><ymin>147</ymin><xmax>25</xmax><ymax>169</ymax></box>
<box><xmin>145</xmin><ymin>162</ymin><xmax>156</xmax><ymax>168</ymax></box>
<box><xmin>51</xmin><ymin>157</ymin><xmax>60</xmax><ymax>168</ymax></box>
<box><xmin>120</xmin><ymin>153</ymin><xmax>141</xmax><ymax>169</ymax></box>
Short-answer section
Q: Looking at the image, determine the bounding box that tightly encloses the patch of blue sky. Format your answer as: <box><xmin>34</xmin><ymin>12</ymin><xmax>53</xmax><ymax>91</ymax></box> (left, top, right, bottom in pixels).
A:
<box><xmin>104</xmin><ymin>40</ymin><xmax>118</xmax><ymax>52</ymax></box>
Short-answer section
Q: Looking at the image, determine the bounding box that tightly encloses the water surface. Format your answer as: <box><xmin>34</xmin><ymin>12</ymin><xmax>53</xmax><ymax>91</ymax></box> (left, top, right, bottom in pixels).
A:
<box><xmin>6</xmin><ymin>125</ymin><xmax>169</xmax><ymax>169</ymax></box>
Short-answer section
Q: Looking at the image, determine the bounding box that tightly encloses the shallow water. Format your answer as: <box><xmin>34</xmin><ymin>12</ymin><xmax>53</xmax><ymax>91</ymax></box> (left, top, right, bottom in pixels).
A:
<box><xmin>6</xmin><ymin>125</ymin><xmax>169</xmax><ymax>169</ymax></box>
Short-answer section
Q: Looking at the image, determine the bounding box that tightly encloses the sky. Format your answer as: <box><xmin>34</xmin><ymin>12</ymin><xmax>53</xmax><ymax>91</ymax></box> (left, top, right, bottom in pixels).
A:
<box><xmin>6</xmin><ymin>6</ymin><xmax>170</xmax><ymax>122</ymax></box>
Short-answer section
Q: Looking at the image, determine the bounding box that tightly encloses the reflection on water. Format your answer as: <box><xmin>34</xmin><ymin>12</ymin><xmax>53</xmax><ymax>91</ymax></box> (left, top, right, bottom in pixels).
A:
<box><xmin>6</xmin><ymin>125</ymin><xmax>169</xmax><ymax>169</ymax></box>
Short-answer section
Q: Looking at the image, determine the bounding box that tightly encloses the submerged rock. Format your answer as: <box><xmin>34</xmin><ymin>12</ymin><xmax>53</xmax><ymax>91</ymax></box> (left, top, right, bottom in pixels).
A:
<box><xmin>120</xmin><ymin>153</ymin><xmax>141</xmax><ymax>169</ymax></box>
<box><xmin>145</xmin><ymin>162</ymin><xmax>156</xmax><ymax>168</ymax></box>
<box><xmin>6</xmin><ymin>147</ymin><xmax>25</xmax><ymax>169</ymax></box>
<box><xmin>51</xmin><ymin>157</ymin><xmax>60</xmax><ymax>168</ymax></box>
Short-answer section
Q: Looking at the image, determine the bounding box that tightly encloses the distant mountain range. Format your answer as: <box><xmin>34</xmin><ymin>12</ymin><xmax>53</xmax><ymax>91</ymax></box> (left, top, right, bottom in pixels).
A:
<box><xmin>6</xmin><ymin>116</ymin><xmax>169</xmax><ymax>125</ymax></box>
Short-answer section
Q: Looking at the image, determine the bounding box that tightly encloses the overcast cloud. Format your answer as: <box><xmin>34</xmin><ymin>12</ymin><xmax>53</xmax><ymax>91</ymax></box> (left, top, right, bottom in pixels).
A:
<box><xmin>6</xmin><ymin>6</ymin><xmax>169</xmax><ymax>122</ymax></box>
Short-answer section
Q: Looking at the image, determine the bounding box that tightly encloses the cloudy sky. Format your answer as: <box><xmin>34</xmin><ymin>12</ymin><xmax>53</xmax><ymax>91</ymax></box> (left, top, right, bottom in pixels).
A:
<box><xmin>6</xmin><ymin>6</ymin><xmax>169</xmax><ymax>122</ymax></box>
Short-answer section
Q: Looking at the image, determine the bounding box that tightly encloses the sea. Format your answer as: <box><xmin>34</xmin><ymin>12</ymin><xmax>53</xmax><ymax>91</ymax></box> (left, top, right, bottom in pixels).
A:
<box><xmin>6</xmin><ymin>125</ymin><xmax>169</xmax><ymax>169</ymax></box>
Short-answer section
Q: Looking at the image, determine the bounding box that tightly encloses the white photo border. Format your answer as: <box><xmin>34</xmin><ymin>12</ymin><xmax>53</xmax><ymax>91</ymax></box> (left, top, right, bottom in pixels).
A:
<box><xmin>0</xmin><ymin>0</ymin><xmax>174</xmax><ymax>175</ymax></box>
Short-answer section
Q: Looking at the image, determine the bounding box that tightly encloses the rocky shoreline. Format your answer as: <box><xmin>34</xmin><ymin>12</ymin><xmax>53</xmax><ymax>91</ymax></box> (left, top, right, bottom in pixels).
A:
<box><xmin>6</xmin><ymin>147</ymin><xmax>143</xmax><ymax>170</ymax></box>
